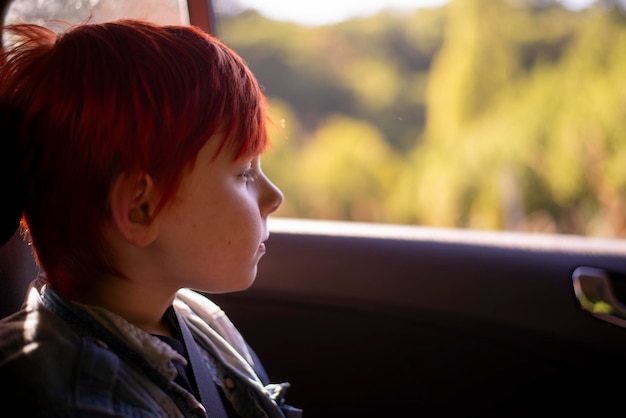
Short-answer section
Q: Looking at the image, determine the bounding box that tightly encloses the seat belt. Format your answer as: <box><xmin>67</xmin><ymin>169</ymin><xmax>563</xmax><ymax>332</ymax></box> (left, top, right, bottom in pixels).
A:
<box><xmin>175</xmin><ymin>309</ymin><xmax>229</xmax><ymax>418</ymax></box>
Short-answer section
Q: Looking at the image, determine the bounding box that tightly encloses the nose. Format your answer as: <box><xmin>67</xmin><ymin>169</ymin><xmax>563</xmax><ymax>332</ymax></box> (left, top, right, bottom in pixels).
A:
<box><xmin>260</xmin><ymin>175</ymin><xmax>283</xmax><ymax>217</ymax></box>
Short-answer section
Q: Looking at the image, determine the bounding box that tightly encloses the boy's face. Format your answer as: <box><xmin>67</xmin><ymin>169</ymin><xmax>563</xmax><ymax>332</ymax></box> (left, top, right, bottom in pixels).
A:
<box><xmin>149</xmin><ymin>135</ymin><xmax>283</xmax><ymax>294</ymax></box>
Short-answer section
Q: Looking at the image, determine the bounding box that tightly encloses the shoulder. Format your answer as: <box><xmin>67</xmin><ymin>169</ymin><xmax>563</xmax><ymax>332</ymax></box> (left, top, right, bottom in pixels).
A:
<box><xmin>0</xmin><ymin>303</ymin><xmax>82</xmax><ymax>365</ymax></box>
<box><xmin>0</xmin><ymin>304</ymin><xmax>170</xmax><ymax>417</ymax></box>
<box><xmin>0</xmin><ymin>306</ymin><xmax>90</xmax><ymax>414</ymax></box>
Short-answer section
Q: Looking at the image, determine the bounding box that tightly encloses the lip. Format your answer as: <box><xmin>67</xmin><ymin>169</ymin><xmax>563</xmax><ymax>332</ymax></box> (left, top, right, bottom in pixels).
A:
<box><xmin>258</xmin><ymin>233</ymin><xmax>269</xmax><ymax>253</ymax></box>
<box><xmin>259</xmin><ymin>237</ymin><xmax>267</xmax><ymax>253</ymax></box>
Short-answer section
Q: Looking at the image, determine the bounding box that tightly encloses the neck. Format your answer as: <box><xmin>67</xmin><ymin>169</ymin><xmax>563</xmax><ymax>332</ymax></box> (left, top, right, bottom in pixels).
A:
<box><xmin>56</xmin><ymin>275</ymin><xmax>177</xmax><ymax>337</ymax></box>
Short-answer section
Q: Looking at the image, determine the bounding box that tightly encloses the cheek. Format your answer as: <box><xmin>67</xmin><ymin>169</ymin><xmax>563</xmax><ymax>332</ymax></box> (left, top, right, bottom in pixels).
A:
<box><xmin>175</xmin><ymin>180</ymin><xmax>262</xmax><ymax>250</ymax></box>
<box><xmin>196</xmin><ymin>192</ymin><xmax>259</xmax><ymax>246</ymax></box>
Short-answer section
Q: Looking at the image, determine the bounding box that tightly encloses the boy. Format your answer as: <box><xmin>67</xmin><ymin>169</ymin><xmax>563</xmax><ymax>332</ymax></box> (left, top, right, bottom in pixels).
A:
<box><xmin>0</xmin><ymin>19</ymin><xmax>300</xmax><ymax>417</ymax></box>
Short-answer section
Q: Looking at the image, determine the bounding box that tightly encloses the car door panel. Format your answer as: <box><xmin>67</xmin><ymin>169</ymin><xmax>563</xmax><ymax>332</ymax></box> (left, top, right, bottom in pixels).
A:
<box><xmin>211</xmin><ymin>219</ymin><xmax>626</xmax><ymax>416</ymax></box>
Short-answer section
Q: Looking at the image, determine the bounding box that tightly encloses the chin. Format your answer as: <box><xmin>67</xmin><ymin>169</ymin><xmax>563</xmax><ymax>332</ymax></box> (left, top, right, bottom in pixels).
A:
<box><xmin>235</xmin><ymin>275</ymin><xmax>257</xmax><ymax>292</ymax></box>
<box><xmin>215</xmin><ymin>273</ymin><xmax>257</xmax><ymax>294</ymax></box>
<box><xmin>189</xmin><ymin>274</ymin><xmax>256</xmax><ymax>295</ymax></box>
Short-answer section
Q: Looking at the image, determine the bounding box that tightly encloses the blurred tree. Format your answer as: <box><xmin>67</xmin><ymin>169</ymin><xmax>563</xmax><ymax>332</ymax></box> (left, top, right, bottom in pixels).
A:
<box><xmin>417</xmin><ymin>0</ymin><xmax>626</xmax><ymax>236</ymax></box>
<box><xmin>295</xmin><ymin>115</ymin><xmax>403</xmax><ymax>222</ymax></box>
<box><xmin>218</xmin><ymin>8</ymin><xmax>446</xmax><ymax>151</ymax></box>
<box><xmin>537</xmin><ymin>9</ymin><xmax>626</xmax><ymax>235</ymax></box>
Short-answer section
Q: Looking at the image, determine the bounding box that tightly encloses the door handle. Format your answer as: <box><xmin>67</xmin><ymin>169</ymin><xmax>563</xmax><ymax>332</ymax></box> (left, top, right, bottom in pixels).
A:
<box><xmin>572</xmin><ymin>266</ymin><xmax>626</xmax><ymax>328</ymax></box>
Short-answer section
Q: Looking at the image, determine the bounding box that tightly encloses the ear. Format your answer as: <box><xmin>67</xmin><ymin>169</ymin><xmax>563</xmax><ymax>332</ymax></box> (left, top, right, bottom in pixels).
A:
<box><xmin>109</xmin><ymin>172</ymin><xmax>160</xmax><ymax>247</ymax></box>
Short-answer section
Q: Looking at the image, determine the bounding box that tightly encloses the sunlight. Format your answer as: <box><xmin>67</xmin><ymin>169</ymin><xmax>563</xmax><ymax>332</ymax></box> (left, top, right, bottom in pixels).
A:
<box><xmin>232</xmin><ymin>0</ymin><xmax>447</xmax><ymax>26</ymax></box>
<box><xmin>230</xmin><ymin>0</ymin><xmax>595</xmax><ymax>26</ymax></box>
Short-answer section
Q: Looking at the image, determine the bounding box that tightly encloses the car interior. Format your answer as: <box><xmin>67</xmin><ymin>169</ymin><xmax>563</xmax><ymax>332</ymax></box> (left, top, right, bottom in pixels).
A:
<box><xmin>1</xmin><ymin>0</ymin><xmax>626</xmax><ymax>416</ymax></box>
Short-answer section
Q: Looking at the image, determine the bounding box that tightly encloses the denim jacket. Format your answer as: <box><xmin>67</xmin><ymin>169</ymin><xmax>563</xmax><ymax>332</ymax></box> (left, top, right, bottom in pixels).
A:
<box><xmin>0</xmin><ymin>279</ymin><xmax>302</xmax><ymax>418</ymax></box>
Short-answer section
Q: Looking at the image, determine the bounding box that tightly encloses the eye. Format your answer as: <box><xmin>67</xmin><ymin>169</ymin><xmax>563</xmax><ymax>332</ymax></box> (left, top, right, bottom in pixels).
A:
<box><xmin>240</xmin><ymin>167</ymin><xmax>260</xmax><ymax>183</ymax></box>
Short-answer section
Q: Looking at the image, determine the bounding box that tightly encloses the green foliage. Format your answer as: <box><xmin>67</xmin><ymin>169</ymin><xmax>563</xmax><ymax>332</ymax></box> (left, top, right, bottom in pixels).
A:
<box><xmin>218</xmin><ymin>8</ymin><xmax>445</xmax><ymax>149</ymax></box>
<box><xmin>220</xmin><ymin>0</ymin><xmax>626</xmax><ymax>237</ymax></box>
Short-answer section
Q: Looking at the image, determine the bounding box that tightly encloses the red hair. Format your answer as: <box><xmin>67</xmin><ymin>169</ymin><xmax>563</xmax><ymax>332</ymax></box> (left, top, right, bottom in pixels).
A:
<box><xmin>0</xmin><ymin>20</ymin><xmax>269</xmax><ymax>287</ymax></box>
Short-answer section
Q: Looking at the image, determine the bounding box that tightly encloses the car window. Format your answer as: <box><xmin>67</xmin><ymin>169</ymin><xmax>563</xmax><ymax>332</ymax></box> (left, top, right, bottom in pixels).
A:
<box><xmin>4</xmin><ymin>0</ymin><xmax>625</xmax><ymax>240</ymax></box>
<box><xmin>211</xmin><ymin>0</ymin><xmax>625</xmax><ymax>239</ymax></box>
